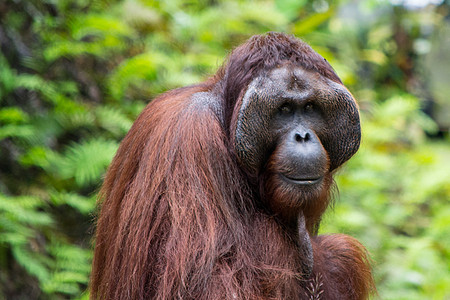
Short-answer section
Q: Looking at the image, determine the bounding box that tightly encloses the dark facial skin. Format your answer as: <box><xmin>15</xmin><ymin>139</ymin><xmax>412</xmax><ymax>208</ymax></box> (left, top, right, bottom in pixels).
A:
<box><xmin>234</xmin><ymin>64</ymin><xmax>361</xmax><ymax>226</ymax></box>
<box><xmin>270</xmin><ymin>83</ymin><xmax>329</xmax><ymax>186</ymax></box>
<box><xmin>233</xmin><ymin>64</ymin><xmax>360</xmax><ymax>276</ymax></box>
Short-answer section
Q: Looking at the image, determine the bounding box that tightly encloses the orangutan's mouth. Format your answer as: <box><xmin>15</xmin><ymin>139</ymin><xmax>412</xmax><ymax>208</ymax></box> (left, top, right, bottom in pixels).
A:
<box><xmin>281</xmin><ymin>174</ymin><xmax>323</xmax><ymax>185</ymax></box>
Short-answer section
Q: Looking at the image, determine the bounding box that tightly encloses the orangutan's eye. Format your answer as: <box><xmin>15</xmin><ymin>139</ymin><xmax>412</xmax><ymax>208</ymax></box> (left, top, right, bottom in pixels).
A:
<box><xmin>304</xmin><ymin>102</ymin><xmax>314</xmax><ymax>112</ymax></box>
<box><xmin>279</xmin><ymin>104</ymin><xmax>293</xmax><ymax>115</ymax></box>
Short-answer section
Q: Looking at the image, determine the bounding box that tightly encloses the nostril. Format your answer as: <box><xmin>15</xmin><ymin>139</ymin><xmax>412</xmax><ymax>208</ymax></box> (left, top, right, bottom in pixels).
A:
<box><xmin>294</xmin><ymin>132</ymin><xmax>311</xmax><ymax>143</ymax></box>
<box><xmin>304</xmin><ymin>132</ymin><xmax>310</xmax><ymax>141</ymax></box>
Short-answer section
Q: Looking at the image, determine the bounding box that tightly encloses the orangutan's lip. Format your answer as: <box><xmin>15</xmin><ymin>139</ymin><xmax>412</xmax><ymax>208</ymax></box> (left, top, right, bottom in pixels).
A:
<box><xmin>281</xmin><ymin>174</ymin><xmax>323</xmax><ymax>185</ymax></box>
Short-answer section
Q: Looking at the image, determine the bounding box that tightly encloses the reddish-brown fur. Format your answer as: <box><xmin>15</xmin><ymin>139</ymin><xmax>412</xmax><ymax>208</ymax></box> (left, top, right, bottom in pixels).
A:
<box><xmin>91</xmin><ymin>33</ymin><xmax>375</xmax><ymax>299</ymax></box>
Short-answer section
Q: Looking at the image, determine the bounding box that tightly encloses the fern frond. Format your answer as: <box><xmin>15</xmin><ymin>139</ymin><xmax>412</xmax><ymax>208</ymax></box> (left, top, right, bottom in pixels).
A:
<box><xmin>51</xmin><ymin>139</ymin><xmax>118</xmax><ymax>187</ymax></box>
<box><xmin>50</xmin><ymin>191</ymin><xmax>95</xmax><ymax>214</ymax></box>
<box><xmin>95</xmin><ymin>106</ymin><xmax>132</xmax><ymax>136</ymax></box>
<box><xmin>12</xmin><ymin>246</ymin><xmax>50</xmax><ymax>283</ymax></box>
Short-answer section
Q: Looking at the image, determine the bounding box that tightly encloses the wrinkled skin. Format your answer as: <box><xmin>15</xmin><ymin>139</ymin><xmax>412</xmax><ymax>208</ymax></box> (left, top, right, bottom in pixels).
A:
<box><xmin>234</xmin><ymin>64</ymin><xmax>361</xmax><ymax>275</ymax></box>
<box><xmin>235</xmin><ymin>64</ymin><xmax>360</xmax><ymax>221</ymax></box>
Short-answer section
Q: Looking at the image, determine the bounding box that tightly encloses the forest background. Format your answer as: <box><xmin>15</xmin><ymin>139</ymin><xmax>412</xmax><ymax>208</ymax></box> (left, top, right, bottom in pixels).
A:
<box><xmin>0</xmin><ymin>0</ymin><xmax>449</xmax><ymax>299</ymax></box>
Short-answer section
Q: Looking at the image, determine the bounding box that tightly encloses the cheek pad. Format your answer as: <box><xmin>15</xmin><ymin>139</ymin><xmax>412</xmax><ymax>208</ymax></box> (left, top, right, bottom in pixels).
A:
<box><xmin>235</xmin><ymin>76</ymin><xmax>279</xmax><ymax>175</ymax></box>
<box><xmin>318</xmin><ymin>86</ymin><xmax>361</xmax><ymax>171</ymax></box>
<box><xmin>234</xmin><ymin>71</ymin><xmax>361</xmax><ymax>174</ymax></box>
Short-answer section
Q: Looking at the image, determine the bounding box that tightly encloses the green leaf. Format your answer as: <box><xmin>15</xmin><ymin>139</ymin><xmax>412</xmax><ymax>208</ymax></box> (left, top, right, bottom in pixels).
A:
<box><xmin>12</xmin><ymin>246</ymin><xmax>50</xmax><ymax>282</ymax></box>
<box><xmin>0</xmin><ymin>107</ymin><xmax>28</xmax><ymax>124</ymax></box>
<box><xmin>50</xmin><ymin>191</ymin><xmax>96</xmax><ymax>214</ymax></box>
<box><xmin>95</xmin><ymin>106</ymin><xmax>133</xmax><ymax>136</ymax></box>
<box><xmin>108</xmin><ymin>52</ymin><xmax>161</xmax><ymax>100</ymax></box>
<box><xmin>292</xmin><ymin>9</ymin><xmax>334</xmax><ymax>36</ymax></box>
<box><xmin>51</xmin><ymin>139</ymin><xmax>119</xmax><ymax>187</ymax></box>
<box><xmin>275</xmin><ymin>0</ymin><xmax>307</xmax><ymax>20</ymax></box>
<box><xmin>0</xmin><ymin>124</ymin><xmax>34</xmax><ymax>140</ymax></box>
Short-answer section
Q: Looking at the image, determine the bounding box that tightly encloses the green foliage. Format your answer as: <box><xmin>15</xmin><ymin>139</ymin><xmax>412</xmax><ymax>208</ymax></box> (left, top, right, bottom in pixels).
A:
<box><xmin>43</xmin><ymin>243</ymin><xmax>92</xmax><ymax>296</ymax></box>
<box><xmin>0</xmin><ymin>0</ymin><xmax>448</xmax><ymax>298</ymax></box>
<box><xmin>50</xmin><ymin>139</ymin><xmax>119</xmax><ymax>187</ymax></box>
